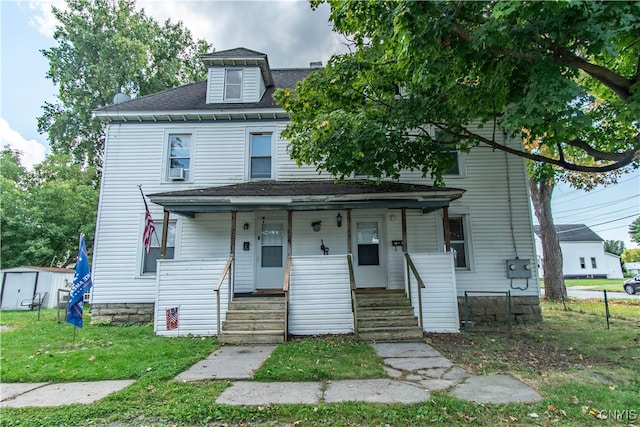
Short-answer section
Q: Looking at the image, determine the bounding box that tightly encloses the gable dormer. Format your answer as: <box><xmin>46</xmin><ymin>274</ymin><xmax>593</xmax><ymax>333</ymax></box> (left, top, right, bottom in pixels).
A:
<box><xmin>201</xmin><ymin>48</ymin><xmax>273</xmax><ymax>104</ymax></box>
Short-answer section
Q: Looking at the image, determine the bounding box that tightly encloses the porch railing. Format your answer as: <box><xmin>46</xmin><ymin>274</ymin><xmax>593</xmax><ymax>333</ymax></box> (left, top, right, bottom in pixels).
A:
<box><xmin>214</xmin><ymin>255</ymin><xmax>234</xmax><ymax>335</ymax></box>
<box><xmin>404</xmin><ymin>253</ymin><xmax>426</xmax><ymax>329</ymax></box>
<box><xmin>347</xmin><ymin>254</ymin><xmax>358</xmax><ymax>340</ymax></box>
<box><xmin>283</xmin><ymin>255</ymin><xmax>291</xmax><ymax>343</ymax></box>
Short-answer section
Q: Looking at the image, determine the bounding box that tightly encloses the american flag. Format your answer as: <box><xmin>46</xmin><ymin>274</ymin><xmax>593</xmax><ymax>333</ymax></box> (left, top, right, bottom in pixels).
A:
<box><xmin>139</xmin><ymin>187</ymin><xmax>156</xmax><ymax>254</ymax></box>
<box><xmin>166</xmin><ymin>307</ymin><xmax>179</xmax><ymax>330</ymax></box>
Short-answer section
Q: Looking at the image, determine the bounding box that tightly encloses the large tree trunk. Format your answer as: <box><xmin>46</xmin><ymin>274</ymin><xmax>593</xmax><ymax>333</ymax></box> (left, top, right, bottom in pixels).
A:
<box><xmin>529</xmin><ymin>179</ymin><xmax>567</xmax><ymax>300</ymax></box>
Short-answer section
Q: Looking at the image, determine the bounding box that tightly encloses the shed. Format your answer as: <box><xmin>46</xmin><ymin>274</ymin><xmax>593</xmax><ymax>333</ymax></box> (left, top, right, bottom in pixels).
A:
<box><xmin>0</xmin><ymin>267</ymin><xmax>74</xmax><ymax>310</ymax></box>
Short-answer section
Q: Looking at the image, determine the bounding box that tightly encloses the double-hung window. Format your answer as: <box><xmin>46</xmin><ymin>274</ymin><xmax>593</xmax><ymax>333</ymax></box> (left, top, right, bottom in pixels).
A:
<box><xmin>225</xmin><ymin>69</ymin><xmax>242</xmax><ymax>100</ymax></box>
<box><xmin>250</xmin><ymin>133</ymin><xmax>273</xmax><ymax>179</ymax></box>
<box><xmin>142</xmin><ymin>220</ymin><xmax>176</xmax><ymax>274</ymax></box>
<box><xmin>580</xmin><ymin>257</ymin><xmax>586</xmax><ymax>269</ymax></box>
<box><xmin>168</xmin><ymin>134</ymin><xmax>191</xmax><ymax>181</ymax></box>
<box><xmin>435</xmin><ymin>130</ymin><xmax>463</xmax><ymax>176</ymax></box>
<box><xmin>591</xmin><ymin>257</ymin><xmax>597</xmax><ymax>268</ymax></box>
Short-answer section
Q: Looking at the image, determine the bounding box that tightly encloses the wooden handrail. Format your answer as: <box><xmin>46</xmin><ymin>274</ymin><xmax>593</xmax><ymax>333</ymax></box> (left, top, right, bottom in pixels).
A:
<box><xmin>214</xmin><ymin>256</ymin><xmax>234</xmax><ymax>335</ymax></box>
<box><xmin>283</xmin><ymin>256</ymin><xmax>291</xmax><ymax>342</ymax></box>
<box><xmin>404</xmin><ymin>253</ymin><xmax>425</xmax><ymax>330</ymax></box>
<box><xmin>214</xmin><ymin>256</ymin><xmax>234</xmax><ymax>292</ymax></box>
<box><xmin>347</xmin><ymin>254</ymin><xmax>358</xmax><ymax>340</ymax></box>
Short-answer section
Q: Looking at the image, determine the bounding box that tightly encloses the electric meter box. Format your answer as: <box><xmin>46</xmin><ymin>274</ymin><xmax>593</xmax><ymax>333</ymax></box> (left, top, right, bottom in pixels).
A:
<box><xmin>506</xmin><ymin>259</ymin><xmax>533</xmax><ymax>279</ymax></box>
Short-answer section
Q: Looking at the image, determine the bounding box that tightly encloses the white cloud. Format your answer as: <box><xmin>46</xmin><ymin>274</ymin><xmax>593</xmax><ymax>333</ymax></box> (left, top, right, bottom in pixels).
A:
<box><xmin>27</xmin><ymin>0</ymin><xmax>66</xmax><ymax>39</ymax></box>
<box><xmin>0</xmin><ymin>118</ymin><xmax>47</xmax><ymax>170</ymax></box>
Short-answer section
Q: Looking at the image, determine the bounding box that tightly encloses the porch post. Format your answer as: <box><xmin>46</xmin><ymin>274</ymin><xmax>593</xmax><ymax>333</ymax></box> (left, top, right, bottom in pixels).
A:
<box><xmin>346</xmin><ymin>208</ymin><xmax>352</xmax><ymax>254</ymax></box>
<box><xmin>401</xmin><ymin>208</ymin><xmax>407</xmax><ymax>253</ymax></box>
<box><xmin>160</xmin><ymin>210</ymin><xmax>170</xmax><ymax>259</ymax></box>
<box><xmin>442</xmin><ymin>206</ymin><xmax>451</xmax><ymax>252</ymax></box>
<box><xmin>230</xmin><ymin>211</ymin><xmax>237</xmax><ymax>256</ymax></box>
<box><xmin>287</xmin><ymin>210</ymin><xmax>293</xmax><ymax>256</ymax></box>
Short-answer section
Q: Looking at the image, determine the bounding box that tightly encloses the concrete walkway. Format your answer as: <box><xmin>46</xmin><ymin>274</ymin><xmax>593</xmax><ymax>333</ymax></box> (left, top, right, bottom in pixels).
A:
<box><xmin>0</xmin><ymin>342</ymin><xmax>541</xmax><ymax>408</ymax></box>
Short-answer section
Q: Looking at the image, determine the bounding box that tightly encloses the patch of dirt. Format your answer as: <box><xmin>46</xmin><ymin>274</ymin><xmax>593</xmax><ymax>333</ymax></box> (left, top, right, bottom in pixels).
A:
<box><xmin>426</xmin><ymin>332</ymin><xmax>588</xmax><ymax>375</ymax></box>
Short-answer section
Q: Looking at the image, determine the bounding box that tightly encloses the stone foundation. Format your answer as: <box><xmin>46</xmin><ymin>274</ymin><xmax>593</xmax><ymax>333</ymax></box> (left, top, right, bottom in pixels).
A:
<box><xmin>457</xmin><ymin>295</ymin><xmax>541</xmax><ymax>326</ymax></box>
<box><xmin>90</xmin><ymin>303</ymin><xmax>154</xmax><ymax>326</ymax></box>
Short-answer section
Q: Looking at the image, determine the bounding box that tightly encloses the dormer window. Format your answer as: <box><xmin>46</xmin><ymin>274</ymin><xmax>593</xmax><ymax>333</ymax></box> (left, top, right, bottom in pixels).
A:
<box><xmin>225</xmin><ymin>69</ymin><xmax>242</xmax><ymax>100</ymax></box>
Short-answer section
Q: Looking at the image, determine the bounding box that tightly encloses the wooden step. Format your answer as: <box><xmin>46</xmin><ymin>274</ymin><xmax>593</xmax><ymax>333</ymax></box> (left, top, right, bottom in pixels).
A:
<box><xmin>357</xmin><ymin>315</ymin><xmax>419</xmax><ymax>328</ymax></box>
<box><xmin>358</xmin><ymin>326</ymin><xmax>424</xmax><ymax>342</ymax></box>
<box><xmin>218</xmin><ymin>330</ymin><xmax>285</xmax><ymax>345</ymax></box>
<box><xmin>222</xmin><ymin>319</ymin><xmax>284</xmax><ymax>331</ymax></box>
<box><xmin>357</xmin><ymin>306</ymin><xmax>416</xmax><ymax>317</ymax></box>
<box><xmin>224</xmin><ymin>309</ymin><xmax>285</xmax><ymax>321</ymax></box>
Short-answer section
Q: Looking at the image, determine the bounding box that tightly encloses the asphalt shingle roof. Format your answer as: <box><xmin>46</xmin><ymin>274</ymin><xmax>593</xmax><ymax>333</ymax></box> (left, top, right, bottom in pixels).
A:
<box><xmin>95</xmin><ymin>68</ymin><xmax>313</xmax><ymax>113</ymax></box>
<box><xmin>533</xmin><ymin>224</ymin><xmax>603</xmax><ymax>242</ymax></box>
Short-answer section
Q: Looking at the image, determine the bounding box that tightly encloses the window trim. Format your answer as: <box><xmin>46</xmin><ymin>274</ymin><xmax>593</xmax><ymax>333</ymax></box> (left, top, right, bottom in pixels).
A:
<box><xmin>579</xmin><ymin>257</ymin><xmax>586</xmax><ymax>269</ymax></box>
<box><xmin>590</xmin><ymin>257</ymin><xmax>597</xmax><ymax>269</ymax></box>
<box><xmin>246</xmin><ymin>128</ymin><xmax>276</xmax><ymax>180</ymax></box>
<box><xmin>224</xmin><ymin>68</ymin><xmax>243</xmax><ymax>101</ymax></box>
<box><xmin>436</xmin><ymin>208</ymin><xmax>474</xmax><ymax>271</ymax></box>
<box><xmin>163</xmin><ymin>129</ymin><xmax>195</xmax><ymax>183</ymax></box>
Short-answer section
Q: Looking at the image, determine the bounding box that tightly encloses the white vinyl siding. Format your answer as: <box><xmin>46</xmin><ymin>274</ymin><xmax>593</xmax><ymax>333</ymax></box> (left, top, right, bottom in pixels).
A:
<box><xmin>288</xmin><ymin>255</ymin><xmax>353</xmax><ymax>335</ymax></box>
<box><xmin>154</xmin><ymin>258</ymin><xmax>230</xmax><ymax>336</ymax></box>
<box><xmin>406</xmin><ymin>252</ymin><xmax>460</xmax><ymax>333</ymax></box>
<box><xmin>206</xmin><ymin>67</ymin><xmax>265</xmax><ymax>103</ymax></box>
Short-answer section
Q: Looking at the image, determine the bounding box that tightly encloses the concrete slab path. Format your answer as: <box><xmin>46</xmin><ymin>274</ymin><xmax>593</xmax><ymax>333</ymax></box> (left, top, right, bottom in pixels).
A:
<box><xmin>0</xmin><ymin>341</ymin><xmax>542</xmax><ymax>408</ymax></box>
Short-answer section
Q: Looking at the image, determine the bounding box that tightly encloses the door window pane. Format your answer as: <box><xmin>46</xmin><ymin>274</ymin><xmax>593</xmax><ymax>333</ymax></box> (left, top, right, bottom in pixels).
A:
<box><xmin>261</xmin><ymin>223</ymin><xmax>283</xmax><ymax>267</ymax></box>
<box><xmin>357</xmin><ymin>222</ymin><xmax>380</xmax><ymax>266</ymax></box>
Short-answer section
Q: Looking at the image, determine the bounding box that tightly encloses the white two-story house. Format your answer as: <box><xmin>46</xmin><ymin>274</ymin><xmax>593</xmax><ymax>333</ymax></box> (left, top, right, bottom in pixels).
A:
<box><xmin>91</xmin><ymin>48</ymin><xmax>541</xmax><ymax>342</ymax></box>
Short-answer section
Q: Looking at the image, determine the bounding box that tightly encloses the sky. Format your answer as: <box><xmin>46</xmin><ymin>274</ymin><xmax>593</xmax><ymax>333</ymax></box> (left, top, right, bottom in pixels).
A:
<box><xmin>1</xmin><ymin>0</ymin><xmax>638</xmax><ymax>249</ymax></box>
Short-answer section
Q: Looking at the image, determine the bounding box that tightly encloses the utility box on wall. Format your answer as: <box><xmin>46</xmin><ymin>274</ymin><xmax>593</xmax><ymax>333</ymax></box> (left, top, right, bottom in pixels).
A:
<box><xmin>506</xmin><ymin>259</ymin><xmax>533</xmax><ymax>279</ymax></box>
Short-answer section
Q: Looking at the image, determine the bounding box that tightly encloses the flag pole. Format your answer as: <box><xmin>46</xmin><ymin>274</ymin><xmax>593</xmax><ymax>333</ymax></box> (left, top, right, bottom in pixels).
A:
<box><xmin>139</xmin><ymin>185</ymin><xmax>161</xmax><ymax>247</ymax></box>
<box><xmin>72</xmin><ymin>233</ymin><xmax>82</xmax><ymax>345</ymax></box>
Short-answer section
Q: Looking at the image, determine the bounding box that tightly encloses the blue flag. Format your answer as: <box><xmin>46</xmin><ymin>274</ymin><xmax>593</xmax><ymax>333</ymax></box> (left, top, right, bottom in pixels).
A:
<box><xmin>67</xmin><ymin>235</ymin><xmax>93</xmax><ymax>328</ymax></box>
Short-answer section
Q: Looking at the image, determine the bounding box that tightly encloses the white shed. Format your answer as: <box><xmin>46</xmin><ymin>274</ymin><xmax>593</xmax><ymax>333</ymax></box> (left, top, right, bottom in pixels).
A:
<box><xmin>0</xmin><ymin>267</ymin><xmax>74</xmax><ymax>310</ymax></box>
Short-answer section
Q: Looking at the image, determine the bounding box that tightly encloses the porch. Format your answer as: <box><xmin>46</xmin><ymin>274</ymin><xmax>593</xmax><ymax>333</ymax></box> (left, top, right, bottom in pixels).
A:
<box><xmin>150</xmin><ymin>180</ymin><xmax>462</xmax><ymax>340</ymax></box>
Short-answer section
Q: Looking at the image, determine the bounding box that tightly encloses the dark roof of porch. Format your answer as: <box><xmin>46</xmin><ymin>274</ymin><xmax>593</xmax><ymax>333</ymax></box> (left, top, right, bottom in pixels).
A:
<box><xmin>149</xmin><ymin>180</ymin><xmax>465</xmax><ymax>216</ymax></box>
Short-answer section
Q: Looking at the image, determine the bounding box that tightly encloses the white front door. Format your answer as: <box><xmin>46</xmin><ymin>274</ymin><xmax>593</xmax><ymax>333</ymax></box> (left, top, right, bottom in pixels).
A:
<box><xmin>353</xmin><ymin>217</ymin><xmax>387</xmax><ymax>288</ymax></box>
<box><xmin>255</xmin><ymin>217</ymin><xmax>286</xmax><ymax>290</ymax></box>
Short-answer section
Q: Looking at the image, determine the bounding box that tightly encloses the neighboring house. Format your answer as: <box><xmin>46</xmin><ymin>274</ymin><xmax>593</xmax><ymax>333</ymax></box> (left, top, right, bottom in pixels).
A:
<box><xmin>534</xmin><ymin>224</ymin><xmax>623</xmax><ymax>279</ymax></box>
<box><xmin>625</xmin><ymin>262</ymin><xmax>640</xmax><ymax>275</ymax></box>
<box><xmin>91</xmin><ymin>48</ymin><xmax>541</xmax><ymax>342</ymax></box>
<box><xmin>0</xmin><ymin>266</ymin><xmax>74</xmax><ymax>310</ymax></box>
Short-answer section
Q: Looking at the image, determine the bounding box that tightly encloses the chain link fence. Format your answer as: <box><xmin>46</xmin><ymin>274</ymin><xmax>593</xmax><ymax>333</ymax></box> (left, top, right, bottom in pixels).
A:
<box><xmin>556</xmin><ymin>289</ymin><xmax>639</xmax><ymax>328</ymax></box>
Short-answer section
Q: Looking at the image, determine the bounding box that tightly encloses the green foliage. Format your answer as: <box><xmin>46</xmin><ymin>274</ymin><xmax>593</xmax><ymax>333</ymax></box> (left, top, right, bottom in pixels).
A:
<box><xmin>0</xmin><ymin>150</ymin><xmax>99</xmax><ymax>268</ymax></box>
<box><xmin>278</xmin><ymin>1</ymin><xmax>640</xmax><ymax>184</ymax></box>
<box><xmin>629</xmin><ymin>216</ymin><xmax>640</xmax><ymax>244</ymax></box>
<box><xmin>604</xmin><ymin>239</ymin><xmax>626</xmax><ymax>256</ymax></box>
<box><xmin>38</xmin><ymin>0</ymin><xmax>211</xmax><ymax>167</ymax></box>
<box><xmin>621</xmin><ymin>247</ymin><xmax>640</xmax><ymax>263</ymax></box>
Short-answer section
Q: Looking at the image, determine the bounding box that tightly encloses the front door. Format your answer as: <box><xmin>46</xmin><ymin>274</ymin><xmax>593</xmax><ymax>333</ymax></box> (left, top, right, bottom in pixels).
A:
<box><xmin>255</xmin><ymin>217</ymin><xmax>286</xmax><ymax>290</ymax></box>
<box><xmin>353</xmin><ymin>217</ymin><xmax>387</xmax><ymax>288</ymax></box>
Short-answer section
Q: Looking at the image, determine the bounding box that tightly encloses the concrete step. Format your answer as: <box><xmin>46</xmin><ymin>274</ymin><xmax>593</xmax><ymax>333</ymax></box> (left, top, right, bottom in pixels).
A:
<box><xmin>358</xmin><ymin>326</ymin><xmax>424</xmax><ymax>342</ymax></box>
<box><xmin>218</xmin><ymin>330</ymin><xmax>285</xmax><ymax>345</ymax></box>
<box><xmin>222</xmin><ymin>319</ymin><xmax>285</xmax><ymax>331</ymax></box>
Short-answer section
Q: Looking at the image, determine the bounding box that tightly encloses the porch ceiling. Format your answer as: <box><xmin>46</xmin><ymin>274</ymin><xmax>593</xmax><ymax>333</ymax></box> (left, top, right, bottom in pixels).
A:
<box><xmin>148</xmin><ymin>180</ymin><xmax>465</xmax><ymax>217</ymax></box>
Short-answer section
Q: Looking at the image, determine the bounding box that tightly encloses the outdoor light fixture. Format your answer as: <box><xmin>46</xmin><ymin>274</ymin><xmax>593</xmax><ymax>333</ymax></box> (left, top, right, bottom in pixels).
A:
<box><xmin>336</xmin><ymin>213</ymin><xmax>342</xmax><ymax>227</ymax></box>
<box><xmin>243</xmin><ymin>223</ymin><xmax>250</xmax><ymax>230</ymax></box>
<box><xmin>311</xmin><ymin>221</ymin><xmax>322</xmax><ymax>232</ymax></box>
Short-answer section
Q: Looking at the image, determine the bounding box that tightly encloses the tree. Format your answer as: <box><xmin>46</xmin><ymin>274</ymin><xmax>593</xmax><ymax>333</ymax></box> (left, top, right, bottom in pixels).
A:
<box><xmin>622</xmin><ymin>248</ymin><xmax>640</xmax><ymax>263</ymax></box>
<box><xmin>630</xmin><ymin>217</ymin><xmax>640</xmax><ymax>244</ymax></box>
<box><xmin>0</xmin><ymin>149</ymin><xmax>99</xmax><ymax>268</ymax></box>
<box><xmin>276</xmin><ymin>1</ymin><xmax>639</xmax><ymax>300</ymax></box>
<box><xmin>38</xmin><ymin>0</ymin><xmax>211</xmax><ymax>167</ymax></box>
<box><xmin>604</xmin><ymin>240</ymin><xmax>626</xmax><ymax>256</ymax></box>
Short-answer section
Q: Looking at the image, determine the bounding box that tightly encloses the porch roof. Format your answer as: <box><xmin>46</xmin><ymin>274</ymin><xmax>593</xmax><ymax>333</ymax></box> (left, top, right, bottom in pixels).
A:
<box><xmin>149</xmin><ymin>180</ymin><xmax>465</xmax><ymax>217</ymax></box>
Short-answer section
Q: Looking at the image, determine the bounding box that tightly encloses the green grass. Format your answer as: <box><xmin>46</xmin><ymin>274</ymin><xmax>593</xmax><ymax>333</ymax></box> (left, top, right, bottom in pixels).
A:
<box><xmin>0</xmin><ymin>309</ymin><xmax>218</xmax><ymax>382</ymax></box>
<box><xmin>253</xmin><ymin>335</ymin><xmax>386</xmax><ymax>381</ymax></box>
<box><xmin>1</xmin><ymin>304</ymin><xmax>639</xmax><ymax>426</ymax></box>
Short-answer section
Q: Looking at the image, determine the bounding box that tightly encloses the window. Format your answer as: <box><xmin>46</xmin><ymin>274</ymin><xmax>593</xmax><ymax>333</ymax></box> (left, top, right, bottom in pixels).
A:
<box><xmin>435</xmin><ymin>130</ymin><xmax>460</xmax><ymax>175</ymax></box>
<box><xmin>168</xmin><ymin>134</ymin><xmax>191</xmax><ymax>181</ymax></box>
<box><xmin>225</xmin><ymin>69</ymin><xmax>242</xmax><ymax>100</ymax></box>
<box><xmin>142</xmin><ymin>221</ymin><xmax>176</xmax><ymax>274</ymax></box>
<box><xmin>448</xmin><ymin>217</ymin><xmax>468</xmax><ymax>269</ymax></box>
<box><xmin>580</xmin><ymin>257</ymin><xmax>586</xmax><ymax>269</ymax></box>
<box><xmin>357</xmin><ymin>222</ymin><xmax>380</xmax><ymax>266</ymax></box>
<box><xmin>250</xmin><ymin>133</ymin><xmax>272</xmax><ymax>179</ymax></box>
<box><xmin>591</xmin><ymin>257</ymin><xmax>597</xmax><ymax>268</ymax></box>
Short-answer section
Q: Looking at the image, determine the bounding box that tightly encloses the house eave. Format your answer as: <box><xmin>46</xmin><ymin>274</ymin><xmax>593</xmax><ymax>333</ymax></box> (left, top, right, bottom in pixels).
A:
<box><xmin>93</xmin><ymin>108</ymin><xmax>289</xmax><ymax>123</ymax></box>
